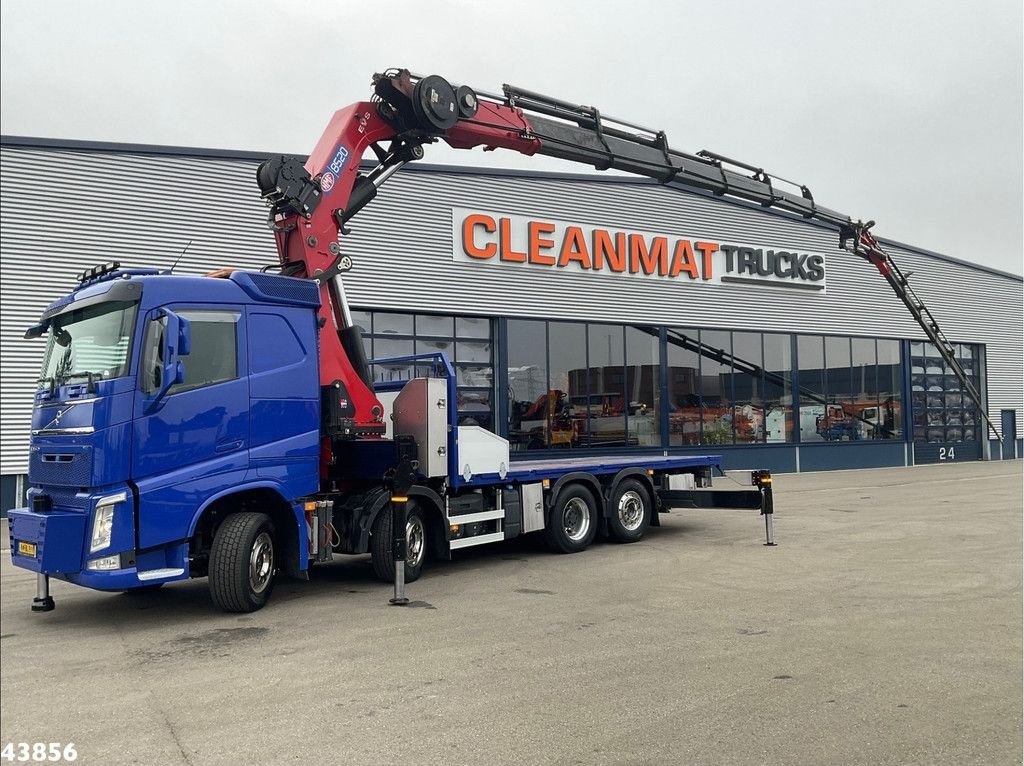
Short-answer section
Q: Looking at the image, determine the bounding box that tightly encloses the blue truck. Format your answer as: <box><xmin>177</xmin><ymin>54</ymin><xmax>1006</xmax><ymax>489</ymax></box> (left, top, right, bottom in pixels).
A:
<box><xmin>9</xmin><ymin>264</ymin><xmax>774</xmax><ymax>612</ymax></box>
<box><xmin>11</xmin><ymin>67</ymin><xmax>992</xmax><ymax>613</ymax></box>
<box><xmin>43</xmin><ymin>66</ymin><xmax>1011</xmax><ymax>613</ymax></box>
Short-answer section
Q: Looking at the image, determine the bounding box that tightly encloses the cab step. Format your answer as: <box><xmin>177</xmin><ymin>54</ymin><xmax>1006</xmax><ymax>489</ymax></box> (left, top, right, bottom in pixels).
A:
<box><xmin>447</xmin><ymin>509</ymin><xmax>505</xmax><ymax>525</ymax></box>
<box><xmin>450</xmin><ymin>531</ymin><xmax>506</xmax><ymax>550</ymax></box>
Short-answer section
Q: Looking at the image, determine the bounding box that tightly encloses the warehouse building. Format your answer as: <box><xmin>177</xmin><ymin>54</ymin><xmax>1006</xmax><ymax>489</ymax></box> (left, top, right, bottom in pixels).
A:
<box><xmin>1</xmin><ymin>136</ymin><xmax>1021</xmax><ymax>512</ymax></box>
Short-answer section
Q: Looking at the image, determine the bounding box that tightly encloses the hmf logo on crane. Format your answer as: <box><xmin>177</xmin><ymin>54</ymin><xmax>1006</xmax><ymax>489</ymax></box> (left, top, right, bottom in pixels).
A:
<box><xmin>452</xmin><ymin>208</ymin><xmax>826</xmax><ymax>292</ymax></box>
<box><xmin>319</xmin><ymin>144</ymin><xmax>351</xmax><ymax>194</ymax></box>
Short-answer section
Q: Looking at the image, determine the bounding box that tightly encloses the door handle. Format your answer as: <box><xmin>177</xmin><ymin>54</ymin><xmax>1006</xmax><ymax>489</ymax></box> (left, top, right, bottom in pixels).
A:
<box><xmin>215</xmin><ymin>439</ymin><xmax>244</xmax><ymax>453</ymax></box>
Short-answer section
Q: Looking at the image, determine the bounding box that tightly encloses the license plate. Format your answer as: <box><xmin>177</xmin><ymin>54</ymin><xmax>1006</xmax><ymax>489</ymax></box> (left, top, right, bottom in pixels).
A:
<box><xmin>17</xmin><ymin>541</ymin><xmax>37</xmax><ymax>557</ymax></box>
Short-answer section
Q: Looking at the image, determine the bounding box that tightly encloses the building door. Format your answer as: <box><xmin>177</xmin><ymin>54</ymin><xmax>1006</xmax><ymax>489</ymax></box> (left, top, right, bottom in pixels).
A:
<box><xmin>1001</xmin><ymin>410</ymin><xmax>1017</xmax><ymax>460</ymax></box>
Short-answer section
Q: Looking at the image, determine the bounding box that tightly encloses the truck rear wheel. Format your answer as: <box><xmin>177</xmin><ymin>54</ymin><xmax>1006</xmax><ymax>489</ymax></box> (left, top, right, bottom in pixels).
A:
<box><xmin>544</xmin><ymin>484</ymin><xmax>598</xmax><ymax>553</ymax></box>
<box><xmin>607</xmin><ymin>479</ymin><xmax>652</xmax><ymax>543</ymax></box>
<box><xmin>370</xmin><ymin>503</ymin><xmax>427</xmax><ymax>583</ymax></box>
<box><xmin>209</xmin><ymin>512</ymin><xmax>277</xmax><ymax>613</ymax></box>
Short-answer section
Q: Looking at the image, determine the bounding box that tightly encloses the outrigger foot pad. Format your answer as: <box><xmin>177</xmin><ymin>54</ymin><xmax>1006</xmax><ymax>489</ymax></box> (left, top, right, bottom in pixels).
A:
<box><xmin>31</xmin><ymin>596</ymin><xmax>55</xmax><ymax>612</ymax></box>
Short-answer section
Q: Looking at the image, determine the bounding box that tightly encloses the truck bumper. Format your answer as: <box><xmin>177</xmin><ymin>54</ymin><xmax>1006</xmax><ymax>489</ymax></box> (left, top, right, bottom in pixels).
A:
<box><xmin>8</xmin><ymin>507</ymin><xmax>189</xmax><ymax>591</ymax></box>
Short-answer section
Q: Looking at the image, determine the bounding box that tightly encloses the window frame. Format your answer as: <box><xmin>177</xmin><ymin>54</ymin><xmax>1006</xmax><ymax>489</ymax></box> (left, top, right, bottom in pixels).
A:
<box><xmin>363</xmin><ymin>307</ymin><xmax>921</xmax><ymax>453</ymax></box>
<box><xmin>355</xmin><ymin>308</ymin><xmax>497</xmax><ymax>431</ymax></box>
<box><xmin>910</xmin><ymin>340</ymin><xmax>982</xmax><ymax>444</ymax></box>
<box><xmin>140</xmin><ymin>307</ymin><xmax>241</xmax><ymax>397</ymax></box>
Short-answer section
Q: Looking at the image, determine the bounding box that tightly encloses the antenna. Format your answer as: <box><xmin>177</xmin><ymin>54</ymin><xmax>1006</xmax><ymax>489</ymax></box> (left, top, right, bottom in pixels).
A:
<box><xmin>169</xmin><ymin>240</ymin><xmax>193</xmax><ymax>273</ymax></box>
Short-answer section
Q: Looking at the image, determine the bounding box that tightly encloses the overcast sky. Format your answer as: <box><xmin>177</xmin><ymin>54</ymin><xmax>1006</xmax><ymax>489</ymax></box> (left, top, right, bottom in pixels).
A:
<box><xmin>2</xmin><ymin>0</ymin><xmax>1021</xmax><ymax>275</ymax></box>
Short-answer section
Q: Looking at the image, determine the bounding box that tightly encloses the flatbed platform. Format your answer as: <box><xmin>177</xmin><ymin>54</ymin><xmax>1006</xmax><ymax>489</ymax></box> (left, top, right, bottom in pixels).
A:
<box><xmin>503</xmin><ymin>453</ymin><xmax>722</xmax><ymax>484</ymax></box>
<box><xmin>371</xmin><ymin>357</ymin><xmax>725</xmax><ymax>489</ymax></box>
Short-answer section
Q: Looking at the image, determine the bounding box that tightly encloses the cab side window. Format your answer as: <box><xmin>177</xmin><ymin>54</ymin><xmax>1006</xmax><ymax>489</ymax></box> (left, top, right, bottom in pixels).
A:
<box><xmin>142</xmin><ymin>310</ymin><xmax>240</xmax><ymax>395</ymax></box>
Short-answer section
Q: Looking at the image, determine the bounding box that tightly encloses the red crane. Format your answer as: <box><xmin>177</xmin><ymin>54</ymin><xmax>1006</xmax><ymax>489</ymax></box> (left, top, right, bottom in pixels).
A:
<box><xmin>255</xmin><ymin>68</ymin><xmax>999</xmax><ymax>452</ymax></box>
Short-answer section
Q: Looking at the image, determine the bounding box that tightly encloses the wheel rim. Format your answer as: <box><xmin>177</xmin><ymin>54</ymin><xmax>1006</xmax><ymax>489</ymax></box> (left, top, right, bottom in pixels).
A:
<box><xmin>249</xmin><ymin>532</ymin><xmax>274</xmax><ymax>594</ymax></box>
<box><xmin>617</xmin><ymin>490</ymin><xmax>645</xmax><ymax>532</ymax></box>
<box><xmin>562</xmin><ymin>497</ymin><xmax>591</xmax><ymax>542</ymax></box>
<box><xmin>406</xmin><ymin>516</ymin><xmax>426</xmax><ymax>568</ymax></box>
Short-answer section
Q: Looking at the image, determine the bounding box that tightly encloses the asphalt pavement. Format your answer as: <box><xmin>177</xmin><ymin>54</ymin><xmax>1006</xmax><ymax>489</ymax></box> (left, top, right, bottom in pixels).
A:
<box><xmin>1</xmin><ymin>461</ymin><xmax>1021</xmax><ymax>765</ymax></box>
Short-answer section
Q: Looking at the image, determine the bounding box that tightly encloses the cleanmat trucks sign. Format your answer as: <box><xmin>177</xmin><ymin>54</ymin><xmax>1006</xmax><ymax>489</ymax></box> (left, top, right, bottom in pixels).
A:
<box><xmin>452</xmin><ymin>208</ymin><xmax>827</xmax><ymax>292</ymax></box>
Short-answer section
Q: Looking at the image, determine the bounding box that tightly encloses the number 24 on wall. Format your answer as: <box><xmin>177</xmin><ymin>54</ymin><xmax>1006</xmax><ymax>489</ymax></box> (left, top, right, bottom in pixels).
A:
<box><xmin>939</xmin><ymin>446</ymin><xmax>956</xmax><ymax>460</ymax></box>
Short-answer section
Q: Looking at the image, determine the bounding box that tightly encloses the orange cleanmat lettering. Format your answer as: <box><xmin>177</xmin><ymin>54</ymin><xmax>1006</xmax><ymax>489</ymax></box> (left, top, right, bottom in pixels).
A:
<box><xmin>558</xmin><ymin>226</ymin><xmax>592</xmax><ymax>269</ymax></box>
<box><xmin>593</xmin><ymin>230</ymin><xmax>626</xmax><ymax>272</ymax></box>
<box><xmin>499</xmin><ymin>218</ymin><xmax>527</xmax><ymax>262</ymax></box>
<box><xmin>695</xmin><ymin>241</ymin><xmax>719</xmax><ymax>280</ymax></box>
<box><xmin>462</xmin><ymin>214</ymin><xmax>497</xmax><ymax>259</ymax></box>
<box><xmin>670</xmin><ymin>239</ymin><xmax>700</xmax><ymax>279</ymax></box>
<box><xmin>630</xmin><ymin>234</ymin><xmax>668</xmax><ymax>275</ymax></box>
<box><xmin>528</xmin><ymin>221</ymin><xmax>557</xmax><ymax>265</ymax></box>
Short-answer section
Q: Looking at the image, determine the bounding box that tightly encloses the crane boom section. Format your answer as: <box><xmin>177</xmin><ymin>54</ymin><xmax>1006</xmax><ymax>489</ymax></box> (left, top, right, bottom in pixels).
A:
<box><xmin>255</xmin><ymin>68</ymin><xmax>1000</xmax><ymax>442</ymax></box>
<box><xmin>257</xmin><ymin>102</ymin><xmax>401</xmax><ymax>436</ymax></box>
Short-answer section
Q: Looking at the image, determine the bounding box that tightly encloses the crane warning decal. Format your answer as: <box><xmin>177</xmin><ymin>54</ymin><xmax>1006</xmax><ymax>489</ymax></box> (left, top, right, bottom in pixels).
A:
<box><xmin>452</xmin><ymin>208</ymin><xmax>826</xmax><ymax>292</ymax></box>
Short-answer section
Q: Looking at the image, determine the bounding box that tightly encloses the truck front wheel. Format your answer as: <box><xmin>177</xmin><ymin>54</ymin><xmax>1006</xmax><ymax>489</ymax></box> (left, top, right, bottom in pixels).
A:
<box><xmin>209</xmin><ymin>512</ymin><xmax>277</xmax><ymax>612</ymax></box>
<box><xmin>370</xmin><ymin>503</ymin><xmax>427</xmax><ymax>584</ymax></box>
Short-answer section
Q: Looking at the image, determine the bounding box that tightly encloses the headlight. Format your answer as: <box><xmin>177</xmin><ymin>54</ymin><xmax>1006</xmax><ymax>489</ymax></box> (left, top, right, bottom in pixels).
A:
<box><xmin>90</xmin><ymin>492</ymin><xmax>126</xmax><ymax>553</ymax></box>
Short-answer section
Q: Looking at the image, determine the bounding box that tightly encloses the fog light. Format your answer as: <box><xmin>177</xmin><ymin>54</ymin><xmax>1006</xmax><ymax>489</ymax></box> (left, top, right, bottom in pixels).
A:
<box><xmin>86</xmin><ymin>555</ymin><xmax>120</xmax><ymax>571</ymax></box>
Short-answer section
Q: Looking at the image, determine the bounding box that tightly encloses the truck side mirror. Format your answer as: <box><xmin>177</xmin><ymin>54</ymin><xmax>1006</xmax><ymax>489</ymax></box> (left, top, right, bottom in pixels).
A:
<box><xmin>145</xmin><ymin>309</ymin><xmax>191</xmax><ymax>411</ymax></box>
<box><xmin>175</xmin><ymin>312</ymin><xmax>191</xmax><ymax>356</ymax></box>
<box><xmin>24</xmin><ymin>319</ymin><xmax>49</xmax><ymax>340</ymax></box>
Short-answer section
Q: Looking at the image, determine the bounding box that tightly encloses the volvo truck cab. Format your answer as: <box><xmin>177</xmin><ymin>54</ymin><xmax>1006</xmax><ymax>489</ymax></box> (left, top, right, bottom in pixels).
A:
<box><xmin>11</xmin><ymin>265</ymin><xmax>321</xmax><ymax>608</ymax></box>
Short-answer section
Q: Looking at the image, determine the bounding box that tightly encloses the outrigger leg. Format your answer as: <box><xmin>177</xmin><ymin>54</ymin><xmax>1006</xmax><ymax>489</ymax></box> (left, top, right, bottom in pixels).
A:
<box><xmin>385</xmin><ymin>453</ymin><xmax>418</xmax><ymax>607</ymax></box>
<box><xmin>753</xmin><ymin>470</ymin><xmax>777</xmax><ymax>546</ymax></box>
<box><xmin>389</xmin><ymin>494</ymin><xmax>409</xmax><ymax>607</ymax></box>
<box><xmin>32</xmin><ymin>574</ymin><xmax>55</xmax><ymax>612</ymax></box>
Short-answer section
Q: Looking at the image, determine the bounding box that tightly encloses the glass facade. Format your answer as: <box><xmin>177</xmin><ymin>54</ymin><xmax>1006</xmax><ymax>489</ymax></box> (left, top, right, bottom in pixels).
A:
<box><xmin>699</xmin><ymin>330</ymin><xmax>734</xmax><ymax>445</ymax></box>
<box><xmin>513</xmin><ymin>324</ymin><xmax>911</xmax><ymax>450</ymax></box>
<box><xmin>910</xmin><ymin>341</ymin><xmax>981</xmax><ymax>443</ymax></box>
<box><xmin>351</xmin><ymin>307</ymin><xmax>986</xmax><ymax>454</ymax></box>
<box><xmin>797</xmin><ymin>335</ymin><xmax>826</xmax><ymax>442</ymax></box>
<box><xmin>877</xmin><ymin>339</ymin><xmax>904</xmax><ymax>440</ymax></box>
<box><xmin>666</xmin><ymin>328</ymin><xmax>793</xmax><ymax>446</ymax></box>
<box><xmin>796</xmin><ymin>335</ymin><xmax>903</xmax><ymax>442</ymax></box>
<box><xmin>763</xmin><ymin>333</ymin><xmax>793</xmax><ymax>443</ymax></box>
<box><xmin>732</xmin><ymin>332</ymin><xmax>764</xmax><ymax>445</ymax></box>
<box><xmin>625</xmin><ymin>326</ymin><xmax>661</xmax><ymax>447</ymax></box>
<box><xmin>507</xmin><ymin>320</ymin><xmax>660</xmax><ymax>451</ymax></box>
<box><xmin>352</xmin><ymin>309</ymin><xmax>494</xmax><ymax>430</ymax></box>
<box><xmin>506</xmin><ymin>319</ymin><xmax>549</xmax><ymax>448</ymax></box>
<box><xmin>586</xmin><ymin>324</ymin><xmax>626</xmax><ymax>448</ymax></box>
<box><xmin>666</xmin><ymin>328</ymin><xmax>702</xmax><ymax>446</ymax></box>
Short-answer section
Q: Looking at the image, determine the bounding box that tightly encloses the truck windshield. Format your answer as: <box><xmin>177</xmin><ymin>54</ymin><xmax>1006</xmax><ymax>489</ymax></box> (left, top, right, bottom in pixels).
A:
<box><xmin>39</xmin><ymin>300</ymin><xmax>139</xmax><ymax>388</ymax></box>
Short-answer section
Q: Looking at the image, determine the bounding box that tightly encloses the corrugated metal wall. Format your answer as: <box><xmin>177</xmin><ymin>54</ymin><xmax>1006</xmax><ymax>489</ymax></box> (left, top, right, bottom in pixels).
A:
<box><xmin>1</xmin><ymin>141</ymin><xmax>1021</xmax><ymax>475</ymax></box>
